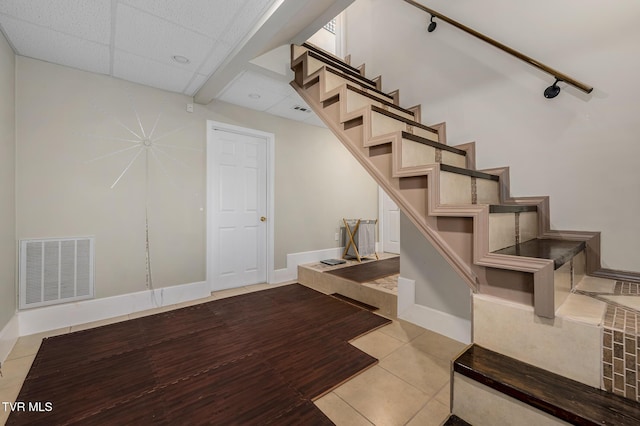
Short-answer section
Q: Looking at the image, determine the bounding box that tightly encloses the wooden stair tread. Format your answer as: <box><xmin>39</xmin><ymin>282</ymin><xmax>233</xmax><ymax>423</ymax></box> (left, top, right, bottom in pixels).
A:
<box><xmin>442</xmin><ymin>415</ymin><xmax>471</xmax><ymax>426</ymax></box>
<box><xmin>489</xmin><ymin>204</ymin><xmax>537</xmax><ymax>213</ymax></box>
<box><xmin>304</xmin><ymin>49</ymin><xmax>379</xmax><ymax>91</ymax></box>
<box><xmin>325</xmin><ymin>67</ymin><xmax>393</xmax><ymax>101</ymax></box>
<box><xmin>440</xmin><ymin>164</ymin><xmax>499</xmax><ymax>181</ymax></box>
<box><xmin>401</xmin><ymin>131</ymin><xmax>464</xmax><ymax>155</ymax></box>
<box><xmin>346</xmin><ymin>85</ymin><xmax>413</xmax><ymax>117</ymax></box>
<box><xmin>492</xmin><ymin>238</ymin><xmax>585</xmax><ymax>269</ymax></box>
<box><xmin>372</xmin><ymin>105</ymin><xmax>436</xmax><ymax>133</ymax></box>
<box><xmin>454</xmin><ymin>344</ymin><xmax>640</xmax><ymax>426</ymax></box>
<box><xmin>302</xmin><ymin>42</ymin><xmax>360</xmax><ymax>74</ymax></box>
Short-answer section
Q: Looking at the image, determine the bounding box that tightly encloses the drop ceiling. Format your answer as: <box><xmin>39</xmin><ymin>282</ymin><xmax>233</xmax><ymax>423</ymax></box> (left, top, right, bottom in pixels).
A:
<box><xmin>0</xmin><ymin>0</ymin><xmax>352</xmax><ymax>127</ymax></box>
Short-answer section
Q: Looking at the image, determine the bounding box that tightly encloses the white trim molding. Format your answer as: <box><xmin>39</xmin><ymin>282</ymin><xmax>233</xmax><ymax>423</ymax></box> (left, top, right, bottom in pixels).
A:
<box><xmin>398</xmin><ymin>276</ymin><xmax>471</xmax><ymax>344</ymax></box>
<box><xmin>18</xmin><ymin>280</ymin><xmax>209</xmax><ymax>336</ymax></box>
<box><xmin>0</xmin><ymin>314</ymin><xmax>19</xmax><ymax>364</ymax></box>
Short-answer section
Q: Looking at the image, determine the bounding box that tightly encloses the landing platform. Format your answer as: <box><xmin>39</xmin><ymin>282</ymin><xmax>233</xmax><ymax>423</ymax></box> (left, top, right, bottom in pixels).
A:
<box><xmin>298</xmin><ymin>254</ymin><xmax>398</xmax><ymax>318</ymax></box>
<box><xmin>492</xmin><ymin>238</ymin><xmax>585</xmax><ymax>269</ymax></box>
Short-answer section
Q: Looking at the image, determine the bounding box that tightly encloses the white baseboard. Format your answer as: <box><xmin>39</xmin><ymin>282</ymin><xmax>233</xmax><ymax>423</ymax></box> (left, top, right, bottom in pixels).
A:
<box><xmin>18</xmin><ymin>280</ymin><xmax>209</xmax><ymax>336</ymax></box>
<box><xmin>397</xmin><ymin>276</ymin><xmax>471</xmax><ymax>344</ymax></box>
<box><xmin>272</xmin><ymin>246</ymin><xmax>345</xmax><ymax>283</ymax></box>
<box><xmin>272</xmin><ymin>243</ymin><xmax>382</xmax><ymax>284</ymax></box>
<box><xmin>0</xmin><ymin>314</ymin><xmax>19</xmax><ymax>364</ymax></box>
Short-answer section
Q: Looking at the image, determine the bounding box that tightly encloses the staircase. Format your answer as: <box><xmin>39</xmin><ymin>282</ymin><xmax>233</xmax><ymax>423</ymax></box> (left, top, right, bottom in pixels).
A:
<box><xmin>290</xmin><ymin>42</ymin><xmax>600</xmax><ymax>320</ymax></box>
<box><xmin>289</xmin><ymin>42</ymin><xmax>640</xmax><ymax>423</ymax></box>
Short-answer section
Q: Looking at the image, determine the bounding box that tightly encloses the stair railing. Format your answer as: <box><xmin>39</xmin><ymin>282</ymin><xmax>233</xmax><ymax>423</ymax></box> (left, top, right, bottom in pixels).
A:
<box><xmin>404</xmin><ymin>0</ymin><xmax>593</xmax><ymax>98</ymax></box>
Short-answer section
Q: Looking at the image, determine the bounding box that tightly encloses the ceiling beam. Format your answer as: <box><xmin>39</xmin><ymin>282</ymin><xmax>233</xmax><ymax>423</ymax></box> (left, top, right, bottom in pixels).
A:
<box><xmin>194</xmin><ymin>0</ymin><xmax>354</xmax><ymax>105</ymax></box>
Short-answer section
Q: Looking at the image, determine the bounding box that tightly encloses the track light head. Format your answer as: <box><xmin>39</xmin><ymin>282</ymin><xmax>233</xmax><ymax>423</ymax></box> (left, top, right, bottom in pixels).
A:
<box><xmin>428</xmin><ymin>15</ymin><xmax>437</xmax><ymax>32</ymax></box>
<box><xmin>544</xmin><ymin>78</ymin><xmax>562</xmax><ymax>99</ymax></box>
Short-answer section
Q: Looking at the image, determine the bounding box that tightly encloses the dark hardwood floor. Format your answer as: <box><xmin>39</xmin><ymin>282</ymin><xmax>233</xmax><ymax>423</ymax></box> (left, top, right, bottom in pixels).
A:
<box><xmin>8</xmin><ymin>284</ymin><xmax>391</xmax><ymax>425</ymax></box>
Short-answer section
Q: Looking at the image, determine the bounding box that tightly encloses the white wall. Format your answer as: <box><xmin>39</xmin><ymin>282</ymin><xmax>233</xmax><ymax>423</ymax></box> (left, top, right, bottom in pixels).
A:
<box><xmin>400</xmin><ymin>213</ymin><xmax>471</xmax><ymax>321</ymax></box>
<box><xmin>14</xmin><ymin>56</ymin><xmax>378</xmax><ymax>303</ymax></box>
<box><xmin>346</xmin><ymin>0</ymin><xmax>640</xmax><ymax>272</ymax></box>
<box><xmin>0</xmin><ymin>30</ymin><xmax>16</xmax><ymax>329</ymax></box>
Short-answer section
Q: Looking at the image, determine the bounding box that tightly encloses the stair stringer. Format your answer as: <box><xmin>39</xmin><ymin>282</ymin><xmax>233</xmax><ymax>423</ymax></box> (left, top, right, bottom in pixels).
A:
<box><xmin>292</xmin><ymin>80</ymin><xmax>479</xmax><ymax>292</ymax></box>
<box><xmin>291</xmin><ymin>59</ymin><xmax>602</xmax><ymax>318</ymax></box>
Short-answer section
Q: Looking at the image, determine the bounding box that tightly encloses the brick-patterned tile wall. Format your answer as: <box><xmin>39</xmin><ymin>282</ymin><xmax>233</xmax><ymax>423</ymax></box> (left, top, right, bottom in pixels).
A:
<box><xmin>602</xmin><ymin>282</ymin><xmax>640</xmax><ymax>402</ymax></box>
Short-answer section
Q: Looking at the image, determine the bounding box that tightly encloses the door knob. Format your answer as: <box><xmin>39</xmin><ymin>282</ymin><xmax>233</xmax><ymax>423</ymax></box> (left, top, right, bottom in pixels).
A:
<box><xmin>260</xmin><ymin>216</ymin><xmax>267</xmax><ymax>222</ymax></box>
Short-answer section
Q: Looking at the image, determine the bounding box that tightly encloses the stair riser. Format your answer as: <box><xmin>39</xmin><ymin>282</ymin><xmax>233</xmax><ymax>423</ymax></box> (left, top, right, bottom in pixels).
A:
<box><xmin>453</xmin><ymin>373</ymin><xmax>569</xmax><ymax>426</ymax></box>
<box><xmin>440</xmin><ymin>172</ymin><xmax>500</xmax><ymax>205</ymax></box>
<box><xmin>323</xmin><ymin>69</ymin><xmax>394</xmax><ymax>107</ymax></box>
<box><xmin>489</xmin><ymin>212</ymin><xmax>539</xmax><ymax>252</ymax></box>
<box><xmin>402</xmin><ymin>139</ymin><xmax>466</xmax><ymax>169</ymax></box>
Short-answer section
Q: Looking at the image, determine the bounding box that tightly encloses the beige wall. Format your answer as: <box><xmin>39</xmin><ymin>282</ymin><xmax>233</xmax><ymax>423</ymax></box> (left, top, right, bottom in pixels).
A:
<box><xmin>347</xmin><ymin>0</ymin><xmax>640</xmax><ymax>273</ymax></box>
<box><xmin>202</xmin><ymin>100</ymin><xmax>378</xmax><ymax>270</ymax></box>
<box><xmin>0</xmin><ymin>31</ymin><xmax>16</xmax><ymax>329</ymax></box>
<box><xmin>15</xmin><ymin>56</ymin><xmax>377</xmax><ymax>300</ymax></box>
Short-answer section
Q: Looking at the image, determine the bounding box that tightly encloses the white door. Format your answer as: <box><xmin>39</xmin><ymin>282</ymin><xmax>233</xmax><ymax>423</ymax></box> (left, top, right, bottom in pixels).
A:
<box><xmin>208</xmin><ymin>125</ymin><xmax>268</xmax><ymax>290</ymax></box>
<box><xmin>380</xmin><ymin>188</ymin><xmax>400</xmax><ymax>254</ymax></box>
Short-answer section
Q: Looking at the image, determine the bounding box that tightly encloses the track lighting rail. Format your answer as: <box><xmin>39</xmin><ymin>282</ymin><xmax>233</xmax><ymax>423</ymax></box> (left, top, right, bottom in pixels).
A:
<box><xmin>404</xmin><ymin>0</ymin><xmax>593</xmax><ymax>98</ymax></box>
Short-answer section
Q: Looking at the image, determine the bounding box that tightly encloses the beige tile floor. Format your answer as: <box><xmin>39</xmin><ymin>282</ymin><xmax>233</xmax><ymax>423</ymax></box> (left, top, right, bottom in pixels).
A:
<box><xmin>0</xmin><ymin>281</ymin><xmax>464</xmax><ymax>426</ymax></box>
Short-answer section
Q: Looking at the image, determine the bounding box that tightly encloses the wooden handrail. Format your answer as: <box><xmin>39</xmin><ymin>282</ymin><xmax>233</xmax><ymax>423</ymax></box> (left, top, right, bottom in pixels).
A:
<box><xmin>404</xmin><ymin>0</ymin><xmax>593</xmax><ymax>95</ymax></box>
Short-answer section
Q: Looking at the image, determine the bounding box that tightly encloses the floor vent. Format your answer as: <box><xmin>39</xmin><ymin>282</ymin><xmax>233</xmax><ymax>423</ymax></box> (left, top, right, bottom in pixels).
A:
<box><xmin>19</xmin><ymin>237</ymin><xmax>95</xmax><ymax>309</ymax></box>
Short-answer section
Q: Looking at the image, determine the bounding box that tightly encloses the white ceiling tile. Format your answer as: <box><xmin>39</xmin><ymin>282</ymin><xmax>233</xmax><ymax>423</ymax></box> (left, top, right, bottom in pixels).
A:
<box><xmin>115</xmin><ymin>4</ymin><xmax>212</xmax><ymax>71</ymax></box>
<box><xmin>0</xmin><ymin>15</ymin><xmax>110</xmax><ymax>74</ymax></box>
<box><xmin>265</xmin><ymin>95</ymin><xmax>315</xmax><ymax>121</ymax></box>
<box><xmin>218</xmin><ymin>71</ymin><xmax>286</xmax><ymax>111</ymax></box>
<box><xmin>303</xmin><ymin>114</ymin><xmax>327</xmax><ymax>128</ymax></box>
<box><xmin>221</xmin><ymin>0</ymin><xmax>276</xmax><ymax>46</ymax></box>
<box><xmin>120</xmin><ymin>0</ymin><xmax>247</xmax><ymax>40</ymax></box>
<box><xmin>0</xmin><ymin>0</ymin><xmax>111</xmax><ymax>43</ymax></box>
<box><xmin>113</xmin><ymin>49</ymin><xmax>194</xmax><ymax>94</ymax></box>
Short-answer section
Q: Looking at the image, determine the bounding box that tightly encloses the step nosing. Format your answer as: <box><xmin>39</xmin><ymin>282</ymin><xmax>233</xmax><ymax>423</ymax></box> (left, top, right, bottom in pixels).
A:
<box><xmin>326</xmin><ymin>68</ymin><xmax>393</xmax><ymax>100</ymax></box>
<box><xmin>489</xmin><ymin>204</ymin><xmax>538</xmax><ymax>213</ymax></box>
<box><xmin>347</xmin><ymin>86</ymin><xmax>412</xmax><ymax>115</ymax></box>
<box><xmin>307</xmin><ymin>51</ymin><xmax>377</xmax><ymax>87</ymax></box>
<box><xmin>491</xmin><ymin>238</ymin><xmax>585</xmax><ymax>269</ymax></box>
<box><xmin>401</xmin><ymin>131</ymin><xmax>465</xmax><ymax>155</ymax></box>
<box><xmin>455</xmin><ymin>345</ymin><xmax>640</xmax><ymax>426</ymax></box>
<box><xmin>302</xmin><ymin>42</ymin><xmax>360</xmax><ymax>73</ymax></box>
<box><xmin>372</xmin><ymin>106</ymin><xmax>433</xmax><ymax>131</ymax></box>
<box><xmin>440</xmin><ymin>164</ymin><xmax>499</xmax><ymax>181</ymax></box>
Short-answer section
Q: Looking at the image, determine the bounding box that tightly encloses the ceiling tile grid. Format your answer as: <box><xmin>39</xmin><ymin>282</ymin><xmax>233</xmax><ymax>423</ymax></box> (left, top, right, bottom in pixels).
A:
<box><xmin>0</xmin><ymin>0</ymin><xmax>327</xmax><ymax>127</ymax></box>
<box><xmin>0</xmin><ymin>14</ymin><xmax>110</xmax><ymax>75</ymax></box>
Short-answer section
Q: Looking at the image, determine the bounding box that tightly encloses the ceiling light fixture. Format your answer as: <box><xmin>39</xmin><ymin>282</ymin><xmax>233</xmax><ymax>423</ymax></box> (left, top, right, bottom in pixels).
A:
<box><xmin>171</xmin><ymin>55</ymin><xmax>190</xmax><ymax>64</ymax></box>
<box><xmin>248</xmin><ymin>93</ymin><xmax>261</xmax><ymax>99</ymax></box>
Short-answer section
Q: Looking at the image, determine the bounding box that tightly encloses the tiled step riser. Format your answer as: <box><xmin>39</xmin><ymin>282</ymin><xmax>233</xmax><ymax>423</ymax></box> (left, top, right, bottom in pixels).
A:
<box><xmin>452</xmin><ymin>373</ymin><xmax>569</xmax><ymax>426</ymax></box>
<box><xmin>489</xmin><ymin>212</ymin><xmax>538</xmax><ymax>252</ymax></box>
<box><xmin>370</xmin><ymin>110</ymin><xmax>438</xmax><ymax>141</ymax></box>
<box><xmin>439</xmin><ymin>172</ymin><xmax>500</xmax><ymax>205</ymax></box>
<box><xmin>402</xmin><ymin>139</ymin><xmax>466</xmax><ymax>169</ymax></box>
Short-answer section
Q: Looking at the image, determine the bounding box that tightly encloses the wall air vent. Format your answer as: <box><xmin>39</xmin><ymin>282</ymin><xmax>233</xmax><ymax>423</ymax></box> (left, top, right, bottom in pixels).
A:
<box><xmin>292</xmin><ymin>105</ymin><xmax>312</xmax><ymax>113</ymax></box>
<box><xmin>19</xmin><ymin>237</ymin><xmax>95</xmax><ymax>310</ymax></box>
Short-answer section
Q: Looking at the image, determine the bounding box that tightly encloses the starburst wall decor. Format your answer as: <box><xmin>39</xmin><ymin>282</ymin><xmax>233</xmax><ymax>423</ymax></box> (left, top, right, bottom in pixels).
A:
<box><xmin>84</xmin><ymin>94</ymin><xmax>201</xmax><ymax>295</ymax></box>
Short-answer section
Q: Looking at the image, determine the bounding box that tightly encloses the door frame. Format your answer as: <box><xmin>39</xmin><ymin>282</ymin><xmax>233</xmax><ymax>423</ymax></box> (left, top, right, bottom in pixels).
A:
<box><xmin>206</xmin><ymin>120</ymin><xmax>275</xmax><ymax>291</ymax></box>
<box><xmin>378</xmin><ymin>186</ymin><xmax>400</xmax><ymax>254</ymax></box>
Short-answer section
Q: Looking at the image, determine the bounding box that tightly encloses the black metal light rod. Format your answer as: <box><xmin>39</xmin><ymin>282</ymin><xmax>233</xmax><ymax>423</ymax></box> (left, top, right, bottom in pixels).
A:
<box><xmin>404</xmin><ymin>0</ymin><xmax>594</xmax><ymax>96</ymax></box>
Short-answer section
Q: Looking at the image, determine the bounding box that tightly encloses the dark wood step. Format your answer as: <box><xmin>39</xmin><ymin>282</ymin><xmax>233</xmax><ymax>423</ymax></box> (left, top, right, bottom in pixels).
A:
<box><xmin>330</xmin><ymin>293</ymin><xmax>379</xmax><ymax>312</ymax></box>
<box><xmin>346</xmin><ymin>85</ymin><xmax>414</xmax><ymax>118</ymax></box>
<box><xmin>304</xmin><ymin>49</ymin><xmax>379</xmax><ymax>91</ymax></box>
<box><xmin>303</xmin><ymin>42</ymin><xmax>360</xmax><ymax>74</ymax></box>
<box><xmin>492</xmin><ymin>238</ymin><xmax>584</xmax><ymax>269</ymax></box>
<box><xmin>325</xmin><ymin>67</ymin><xmax>393</xmax><ymax>102</ymax></box>
<box><xmin>440</xmin><ymin>164</ymin><xmax>499</xmax><ymax>181</ymax></box>
<box><xmin>370</xmin><ymin>104</ymin><xmax>437</xmax><ymax>133</ymax></box>
<box><xmin>454</xmin><ymin>344</ymin><xmax>640</xmax><ymax>426</ymax></box>
<box><xmin>401</xmin><ymin>131</ymin><xmax>465</xmax><ymax>156</ymax></box>
<box><xmin>489</xmin><ymin>204</ymin><xmax>537</xmax><ymax>214</ymax></box>
<box><xmin>443</xmin><ymin>415</ymin><xmax>472</xmax><ymax>426</ymax></box>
